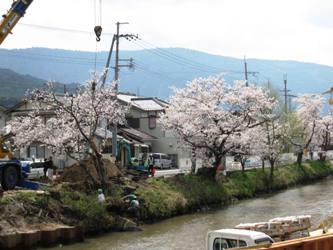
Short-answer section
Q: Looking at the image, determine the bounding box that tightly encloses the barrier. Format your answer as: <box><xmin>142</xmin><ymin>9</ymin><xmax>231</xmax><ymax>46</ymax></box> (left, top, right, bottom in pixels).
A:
<box><xmin>245</xmin><ymin>233</ymin><xmax>333</xmax><ymax>250</ymax></box>
<box><xmin>0</xmin><ymin>225</ymin><xmax>84</xmax><ymax>249</ymax></box>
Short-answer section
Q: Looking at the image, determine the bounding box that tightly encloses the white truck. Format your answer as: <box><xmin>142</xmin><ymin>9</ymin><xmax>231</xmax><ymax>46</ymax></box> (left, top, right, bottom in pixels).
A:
<box><xmin>206</xmin><ymin>229</ymin><xmax>274</xmax><ymax>250</ymax></box>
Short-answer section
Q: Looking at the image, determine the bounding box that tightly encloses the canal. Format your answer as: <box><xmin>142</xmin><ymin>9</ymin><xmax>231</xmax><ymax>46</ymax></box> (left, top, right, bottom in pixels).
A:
<box><xmin>42</xmin><ymin>177</ymin><xmax>333</xmax><ymax>250</ymax></box>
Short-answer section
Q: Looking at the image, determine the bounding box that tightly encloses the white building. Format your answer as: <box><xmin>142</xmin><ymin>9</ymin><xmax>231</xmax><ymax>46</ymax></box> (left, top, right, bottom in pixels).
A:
<box><xmin>118</xmin><ymin>94</ymin><xmax>192</xmax><ymax>169</ymax></box>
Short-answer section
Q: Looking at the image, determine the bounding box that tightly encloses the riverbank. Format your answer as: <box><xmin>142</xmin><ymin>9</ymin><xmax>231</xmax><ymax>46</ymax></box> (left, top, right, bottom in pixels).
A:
<box><xmin>0</xmin><ymin>160</ymin><xmax>332</xmax><ymax>249</ymax></box>
<box><xmin>137</xmin><ymin>160</ymin><xmax>333</xmax><ymax>221</ymax></box>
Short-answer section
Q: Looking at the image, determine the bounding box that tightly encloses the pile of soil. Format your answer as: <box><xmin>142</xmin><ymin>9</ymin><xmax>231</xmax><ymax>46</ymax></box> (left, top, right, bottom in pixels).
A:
<box><xmin>57</xmin><ymin>158</ymin><xmax>122</xmax><ymax>192</ymax></box>
<box><xmin>0</xmin><ymin>191</ymin><xmax>59</xmax><ymax>236</ymax></box>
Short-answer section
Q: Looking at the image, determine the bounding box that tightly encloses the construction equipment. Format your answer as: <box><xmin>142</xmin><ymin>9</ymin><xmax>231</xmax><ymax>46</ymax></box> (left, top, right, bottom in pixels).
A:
<box><xmin>0</xmin><ymin>0</ymin><xmax>34</xmax><ymax>45</ymax></box>
<box><xmin>0</xmin><ymin>137</ymin><xmax>13</xmax><ymax>160</ymax></box>
<box><xmin>0</xmin><ymin>159</ymin><xmax>22</xmax><ymax>190</ymax></box>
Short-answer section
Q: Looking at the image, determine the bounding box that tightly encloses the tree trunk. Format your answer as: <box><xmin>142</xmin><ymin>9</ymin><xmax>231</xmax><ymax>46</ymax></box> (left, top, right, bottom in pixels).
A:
<box><xmin>297</xmin><ymin>151</ymin><xmax>303</xmax><ymax>166</ymax></box>
<box><xmin>319</xmin><ymin>152</ymin><xmax>326</xmax><ymax>161</ymax></box>
<box><xmin>90</xmin><ymin>139</ymin><xmax>108</xmax><ymax>191</ymax></box>
<box><xmin>241</xmin><ymin>160</ymin><xmax>246</xmax><ymax>173</ymax></box>
<box><xmin>215</xmin><ymin>156</ymin><xmax>226</xmax><ymax>180</ymax></box>
<box><xmin>261</xmin><ymin>159</ymin><xmax>265</xmax><ymax>172</ymax></box>
<box><xmin>269</xmin><ymin>159</ymin><xmax>275</xmax><ymax>187</ymax></box>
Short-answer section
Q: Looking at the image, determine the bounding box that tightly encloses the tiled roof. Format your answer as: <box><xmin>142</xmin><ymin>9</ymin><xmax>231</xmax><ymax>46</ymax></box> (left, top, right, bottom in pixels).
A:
<box><xmin>119</xmin><ymin>127</ymin><xmax>156</xmax><ymax>141</ymax></box>
<box><xmin>117</xmin><ymin>94</ymin><xmax>166</xmax><ymax>111</ymax></box>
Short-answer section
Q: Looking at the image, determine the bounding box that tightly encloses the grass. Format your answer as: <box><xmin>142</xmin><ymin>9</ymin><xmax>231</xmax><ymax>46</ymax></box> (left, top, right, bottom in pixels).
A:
<box><xmin>136</xmin><ymin>160</ymin><xmax>333</xmax><ymax>221</ymax></box>
<box><xmin>136</xmin><ymin>178</ymin><xmax>187</xmax><ymax>220</ymax></box>
<box><xmin>59</xmin><ymin>188</ymin><xmax>107</xmax><ymax>220</ymax></box>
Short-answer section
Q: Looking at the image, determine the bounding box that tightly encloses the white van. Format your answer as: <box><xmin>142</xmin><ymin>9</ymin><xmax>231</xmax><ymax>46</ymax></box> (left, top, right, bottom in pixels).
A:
<box><xmin>150</xmin><ymin>153</ymin><xmax>172</xmax><ymax>169</ymax></box>
<box><xmin>206</xmin><ymin>229</ymin><xmax>274</xmax><ymax>250</ymax></box>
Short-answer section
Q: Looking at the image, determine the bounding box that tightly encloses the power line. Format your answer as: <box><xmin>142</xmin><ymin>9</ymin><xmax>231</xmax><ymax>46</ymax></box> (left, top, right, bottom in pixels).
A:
<box><xmin>137</xmin><ymin>39</ymin><xmax>228</xmax><ymax>72</ymax></box>
<box><xmin>0</xmin><ymin>50</ymin><xmax>105</xmax><ymax>67</ymax></box>
<box><xmin>132</xmin><ymin>39</ymin><xmax>244</xmax><ymax>75</ymax></box>
<box><xmin>19</xmin><ymin>22</ymin><xmax>114</xmax><ymax>36</ymax></box>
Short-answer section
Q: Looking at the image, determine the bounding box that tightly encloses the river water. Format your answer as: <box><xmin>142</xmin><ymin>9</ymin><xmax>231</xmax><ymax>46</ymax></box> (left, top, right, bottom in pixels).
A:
<box><xmin>43</xmin><ymin>177</ymin><xmax>333</xmax><ymax>250</ymax></box>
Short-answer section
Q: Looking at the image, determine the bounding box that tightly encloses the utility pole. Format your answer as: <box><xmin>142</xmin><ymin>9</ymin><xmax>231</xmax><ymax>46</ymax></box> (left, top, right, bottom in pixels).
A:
<box><xmin>111</xmin><ymin>22</ymin><xmax>138</xmax><ymax>158</ymax></box>
<box><xmin>287</xmin><ymin>94</ymin><xmax>297</xmax><ymax>112</ymax></box>
<box><xmin>283</xmin><ymin>74</ymin><xmax>288</xmax><ymax>113</ymax></box>
<box><xmin>243</xmin><ymin>57</ymin><xmax>258</xmax><ymax>86</ymax></box>
<box><xmin>244</xmin><ymin>57</ymin><xmax>248</xmax><ymax>86</ymax></box>
<box><xmin>280</xmin><ymin>74</ymin><xmax>291</xmax><ymax>113</ymax></box>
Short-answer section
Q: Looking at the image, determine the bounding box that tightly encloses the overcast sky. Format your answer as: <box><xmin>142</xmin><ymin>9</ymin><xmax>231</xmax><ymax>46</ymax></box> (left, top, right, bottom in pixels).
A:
<box><xmin>1</xmin><ymin>0</ymin><xmax>333</xmax><ymax>66</ymax></box>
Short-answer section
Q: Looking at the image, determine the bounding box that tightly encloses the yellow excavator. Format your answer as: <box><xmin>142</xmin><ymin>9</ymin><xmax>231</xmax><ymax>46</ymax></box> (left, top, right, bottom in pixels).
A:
<box><xmin>0</xmin><ymin>0</ymin><xmax>34</xmax><ymax>45</ymax></box>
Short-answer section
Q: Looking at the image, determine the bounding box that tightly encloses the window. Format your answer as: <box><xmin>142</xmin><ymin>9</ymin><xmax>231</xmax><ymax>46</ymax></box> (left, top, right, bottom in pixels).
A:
<box><xmin>239</xmin><ymin>240</ymin><xmax>247</xmax><ymax>247</ymax></box>
<box><xmin>255</xmin><ymin>237</ymin><xmax>273</xmax><ymax>244</ymax></box>
<box><xmin>127</xmin><ymin>118</ymin><xmax>140</xmax><ymax>129</ymax></box>
<box><xmin>213</xmin><ymin>238</ymin><xmax>229</xmax><ymax>250</ymax></box>
<box><xmin>226</xmin><ymin>239</ymin><xmax>238</xmax><ymax>248</ymax></box>
<box><xmin>148</xmin><ymin>115</ymin><xmax>156</xmax><ymax>129</ymax></box>
<box><xmin>36</xmin><ymin>146</ymin><xmax>45</xmax><ymax>159</ymax></box>
<box><xmin>152</xmin><ymin>154</ymin><xmax>160</xmax><ymax>159</ymax></box>
<box><xmin>27</xmin><ymin>145</ymin><xmax>45</xmax><ymax>159</ymax></box>
<box><xmin>161</xmin><ymin>154</ymin><xmax>168</xmax><ymax>160</ymax></box>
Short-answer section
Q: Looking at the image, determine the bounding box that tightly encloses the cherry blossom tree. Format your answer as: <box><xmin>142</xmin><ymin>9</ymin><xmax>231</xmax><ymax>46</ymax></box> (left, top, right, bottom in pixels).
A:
<box><xmin>232</xmin><ymin>127</ymin><xmax>260</xmax><ymax>173</ymax></box>
<box><xmin>252</xmin><ymin>118</ymin><xmax>284</xmax><ymax>183</ymax></box>
<box><xmin>287</xmin><ymin>94</ymin><xmax>323</xmax><ymax>166</ymax></box>
<box><xmin>10</xmin><ymin>75</ymin><xmax>128</xmax><ymax>188</ymax></box>
<box><xmin>159</xmin><ymin>76</ymin><xmax>277</xmax><ymax>177</ymax></box>
<box><xmin>316</xmin><ymin>114</ymin><xmax>333</xmax><ymax>160</ymax></box>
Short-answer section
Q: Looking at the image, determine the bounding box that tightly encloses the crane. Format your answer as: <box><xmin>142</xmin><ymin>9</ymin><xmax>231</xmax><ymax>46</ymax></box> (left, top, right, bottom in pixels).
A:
<box><xmin>0</xmin><ymin>0</ymin><xmax>34</xmax><ymax>45</ymax></box>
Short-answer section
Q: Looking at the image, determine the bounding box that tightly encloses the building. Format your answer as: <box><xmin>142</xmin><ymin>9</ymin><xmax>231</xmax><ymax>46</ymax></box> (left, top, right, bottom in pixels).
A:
<box><xmin>0</xmin><ymin>93</ymin><xmax>192</xmax><ymax>170</ymax></box>
<box><xmin>118</xmin><ymin>94</ymin><xmax>192</xmax><ymax>169</ymax></box>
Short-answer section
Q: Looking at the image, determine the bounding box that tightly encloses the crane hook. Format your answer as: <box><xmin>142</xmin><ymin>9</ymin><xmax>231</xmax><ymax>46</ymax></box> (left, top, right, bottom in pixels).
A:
<box><xmin>94</xmin><ymin>25</ymin><xmax>102</xmax><ymax>42</ymax></box>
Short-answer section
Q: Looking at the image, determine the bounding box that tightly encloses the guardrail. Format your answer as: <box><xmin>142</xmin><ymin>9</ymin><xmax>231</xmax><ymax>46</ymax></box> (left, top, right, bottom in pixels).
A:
<box><xmin>241</xmin><ymin>233</ymin><xmax>333</xmax><ymax>250</ymax></box>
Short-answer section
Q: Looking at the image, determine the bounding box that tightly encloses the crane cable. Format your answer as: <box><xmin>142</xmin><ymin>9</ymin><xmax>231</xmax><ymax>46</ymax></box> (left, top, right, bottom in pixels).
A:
<box><xmin>93</xmin><ymin>0</ymin><xmax>102</xmax><ymax>72</ymax></box>
<box><xmin>94</xmin><ymin>0</ymin><xmax>102</xmax><ymax>42</ymax></box>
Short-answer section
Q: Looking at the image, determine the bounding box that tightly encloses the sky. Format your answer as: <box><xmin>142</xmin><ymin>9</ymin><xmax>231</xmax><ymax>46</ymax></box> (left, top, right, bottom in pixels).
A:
<box><xmin>1</xmin><ymin>0</ymin><xmax>333</xmax><ymax>66</ymax></box>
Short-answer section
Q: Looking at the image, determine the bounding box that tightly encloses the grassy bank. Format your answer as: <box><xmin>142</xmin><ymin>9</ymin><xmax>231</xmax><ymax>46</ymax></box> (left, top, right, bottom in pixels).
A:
<box><xmin>137</xmin><ymin>160</ymin><xmax>333</xmax><ymax>221</ymax></box>
<box><xmin>1</xmin><ymin>160</ymin><xmax>332</xmax><ymax>243</ymax></box>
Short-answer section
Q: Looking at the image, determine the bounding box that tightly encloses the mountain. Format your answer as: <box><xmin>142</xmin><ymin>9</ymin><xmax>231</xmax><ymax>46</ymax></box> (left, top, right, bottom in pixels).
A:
<box><xmin>0</xmin><ymin>68</ymin><xmax>77</xmax><ymax>107</ymax></box>
<box><xmin>0</xmin><ymin>47</ymin><xmax>332</xmax><ymax>99</ymax></box>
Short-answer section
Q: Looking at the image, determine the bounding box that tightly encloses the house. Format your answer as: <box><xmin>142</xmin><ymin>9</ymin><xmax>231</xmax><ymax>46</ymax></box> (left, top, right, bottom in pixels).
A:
<box><xmin>2</xmin><ymin>92</ymin><xmax>192</xmax><ymax>170</ymax></box>
<box><xmin>118</xmin><ymin>93</ymin><xmax>192</xmax><ymax>169</ymax></box>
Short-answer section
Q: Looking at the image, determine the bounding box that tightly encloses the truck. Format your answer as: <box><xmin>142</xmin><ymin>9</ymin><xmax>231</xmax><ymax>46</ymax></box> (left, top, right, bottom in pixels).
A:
<box><xmin>0</xmin><ymin>159</ymin><xmax>23</xmax><ymax>190</ymax></box>
<box><xmin>206</xmin><ymin>229</ymin><xmax>274</xmax><ymax>250</ymax></box>
<box><xmin>0</xmin><ymin>137</ymin><xmax>33</xmax><ymax>190</ymax></box>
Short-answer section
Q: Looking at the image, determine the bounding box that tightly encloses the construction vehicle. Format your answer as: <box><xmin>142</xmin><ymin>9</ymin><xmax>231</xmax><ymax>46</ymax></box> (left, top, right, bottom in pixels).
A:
<box><xmin>0</xmin><ymin>137</ymin><xmax>13</xmax><ymax>159</ymax></box>
<box><xmin>0</xmin><ymin>0</ymin><xmax>34</xmax><ymax>45</ymax></box>
<box><xmin>0</xmin><ymin>159</ymin><xmax>23</xmax><ymax>190</ymax></box>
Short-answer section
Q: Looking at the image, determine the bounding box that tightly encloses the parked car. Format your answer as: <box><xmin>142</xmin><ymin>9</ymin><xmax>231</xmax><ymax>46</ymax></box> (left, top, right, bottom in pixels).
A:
<box><xmin>149</xmin><ymin>153</ymin><xmax>172</xmax><ymax>169</ymax></box>
<box><xmin>27</xmin><ymin>161</ymin><xmax>45</xmax><ymax>179</ymax></box>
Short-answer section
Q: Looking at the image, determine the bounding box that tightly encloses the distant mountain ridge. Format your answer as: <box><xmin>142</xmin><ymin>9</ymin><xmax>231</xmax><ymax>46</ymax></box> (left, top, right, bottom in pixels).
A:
<box><xmin>0</xmin><ymin>47</ymin><xmax>332</xmax><ymax>99</ymax></box>
<box><xmin>0</xmin><ymin>68</ymin><xmax>77</xmax><ymax>107</ymax></box>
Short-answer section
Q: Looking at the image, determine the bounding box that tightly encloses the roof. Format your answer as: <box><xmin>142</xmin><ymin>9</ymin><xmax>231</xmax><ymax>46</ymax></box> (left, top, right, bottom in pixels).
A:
<box><xmin>119</xmin><ymin>127</ymin><xmax>156</xmax><ymax>142</ymax></box>
<box><xmin>210</xmin><ymin>229</ymin><xmax>270</xmax><ymax>239</ymax></box>
<box><xmin>95</xmin><ymin>127</ymin><xmax>114</xmax><ymax>139</ymax></box>
<box><xmin>117</xmin><ymin>94</ymin><xmax>167</xmax><ymax>111</ymax></box>
<box><xmin>5</xmin><ymin>100</ymin><xmax>27</xmax><ymax>113</ymax></box>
